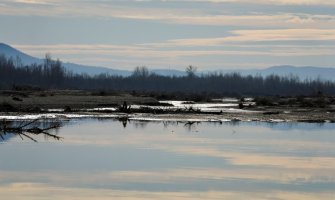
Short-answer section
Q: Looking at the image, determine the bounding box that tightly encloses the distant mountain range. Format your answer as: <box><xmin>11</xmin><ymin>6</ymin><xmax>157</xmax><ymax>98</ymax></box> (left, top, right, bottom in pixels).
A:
<box><xmin>216</xmin><ymin>66</ymin><xmax>335</xmax><ymax>81</ymax></box>
<box><xmin>0</xmin><ymin>43</ymin><xmax>131</xmax><ymax>76</ymax></box>
<box><xmin>1</xmin><ymin>42</ymin><xmax>335</xmax><ymax>81</ymax></box>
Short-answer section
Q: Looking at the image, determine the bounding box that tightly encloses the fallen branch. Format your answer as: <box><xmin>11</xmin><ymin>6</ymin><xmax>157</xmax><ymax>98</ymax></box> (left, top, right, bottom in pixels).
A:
<box><xmin>0</xmin><ymin>119</ymin><xmax>63</xmax><ymax>142</ymax></box>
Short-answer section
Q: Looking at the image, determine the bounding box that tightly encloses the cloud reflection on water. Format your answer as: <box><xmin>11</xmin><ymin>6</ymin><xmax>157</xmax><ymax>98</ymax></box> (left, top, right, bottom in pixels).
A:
<box><xmin>1</xmin><ymin>119</ymin><xmax>335</xmax><ymax>199</ymax></box>
<box><xmin>0</xmin><ymin>182</ymin><xmax>334</xmax><ymax>200</ymax></box>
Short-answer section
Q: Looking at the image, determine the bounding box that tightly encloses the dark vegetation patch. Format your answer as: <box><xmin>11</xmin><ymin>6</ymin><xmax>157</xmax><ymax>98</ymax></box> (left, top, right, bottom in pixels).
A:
<box><xmin>0</xmin><ymin>102</ymin><xmax>18</xmax><ymax>112</ymax></box>
<box><xmin>1</xmin><ymin>55</ymin><xmax>335</xmax><ymax>96</ymax></box>
<box><xmin>12</xmin><ymin>84</ymin><xmax>44</xmax><ymax>92</ymax></box>
<box><xmin>38</xmin><ymin>93</ymin><xmax>47</xmax><ymax>97</ymax></box>
<box><xmin>255</xmin><ymin>97</ymin><xmax>279</xmax><ymax>106</ymax></box>
<box><xmin>64</xmin><ymin>106</ymin><xmax>72</xmax><ymax>112</ymax></box>
<box><xmin>12</xmin><ymin>96</ymin><xmax>23</xmax><ymax>101</ymax></box>
<box><xmin>263</xmin><ymin>111</ymin><xmax>281</xmax><ymax>115</ymax></box>
<box><xmin>26</xmin><ymin>106</ymin><xmax>42</xmax><ymax>113</ymax></box>
<box><xmin>97</xmin><ymin>103</ymin><xmax>119</xmax><ymax>107</ymax></box>
<box><xmin>90</xmin><ymin>90</ymin><xmax>124</xmax><ymax>96</ymax></box>
<box><xmin>255</xmin><ymin>96</ymin><xmax>334</xmax><ymax>108</ymax></box>
<box><xmin>297</xmin><ymin>119</ymin><xmax>327</xmax><ymax>123</ymax></box>
<box><xmin>0</xmin><ymin>90</ymin><xmax>29</xmax><ymax>97</ymax></box>
<box><xmin>132</xmin><ymin>106</ymin><xmax>166</xmax><ymax>114</ymax></box>
<box><xmin>0</xmin><ymin>102</ymin><xmax>43</xmax><ymax>113</ymax></box>
<box><xmin>132</xmin><ymin>91</ymin><xmax>220</xmax><ymax>102</ymax></box>
<box><xmin>181</xmin><ymin>101</ymin><xmax>195</xmax><ymax>104</ymax></box>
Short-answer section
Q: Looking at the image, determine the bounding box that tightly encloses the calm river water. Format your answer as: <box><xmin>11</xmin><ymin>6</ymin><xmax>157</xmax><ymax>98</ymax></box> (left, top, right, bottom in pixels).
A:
<box><xmin>1</xmin><ymin>119</ymin><xmax>335</xmax><ymax>199</ymax></box>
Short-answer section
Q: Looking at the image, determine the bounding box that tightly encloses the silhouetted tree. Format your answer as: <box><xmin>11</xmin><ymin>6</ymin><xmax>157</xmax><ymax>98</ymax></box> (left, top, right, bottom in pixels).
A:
<box><xmin>132</xmin><ymin>66</ymin><xmax>149</xmax><ymax>78</ymax></box>
<box><xmin>185</xmin><ymin>65</ymin><xmax>197</xmax><ymax>78</ymax></box>
<box><xmin>1</xmin><ymin>55</ymin><xmax>335</xmax><ymax>96</ymax></box>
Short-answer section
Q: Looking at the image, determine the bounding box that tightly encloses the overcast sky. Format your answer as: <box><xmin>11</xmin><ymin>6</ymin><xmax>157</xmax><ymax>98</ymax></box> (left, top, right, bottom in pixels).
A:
<box><xmin>1</xmin><ymin>0</ymin><xmax>335</xmax><ymax>70</ymax></box>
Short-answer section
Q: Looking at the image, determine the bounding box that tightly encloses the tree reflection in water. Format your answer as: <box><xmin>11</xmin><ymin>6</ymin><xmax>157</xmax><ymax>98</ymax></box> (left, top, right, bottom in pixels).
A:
<box><xmin>117</xmin><ymin>116</ymin><xmax>129</xmax><ymax>128</ymax></box>
<box><xmin>0</xmin><ymin>119</ymin><xmax>63</xmax><ymax>142</ymax></box>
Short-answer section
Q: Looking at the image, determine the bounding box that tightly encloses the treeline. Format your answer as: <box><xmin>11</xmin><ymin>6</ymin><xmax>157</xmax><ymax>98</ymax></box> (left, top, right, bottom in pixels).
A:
<box><xmin>1</xmin><ymin>54</ymin><xmax>335</xmax><ymax>96</ymax></box>
<box><xmin>0</xmin><ymin>54</ymin><xmax>64</xmax><ymax>89</ymax></box>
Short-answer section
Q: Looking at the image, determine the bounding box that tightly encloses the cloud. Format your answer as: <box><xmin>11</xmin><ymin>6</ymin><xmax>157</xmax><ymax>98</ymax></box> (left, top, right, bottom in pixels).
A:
<box><xmin>14</xmin><ymin>29</ymin><xmax>335</xmax><ymax>59</ymax></box>
<box><xmin>112</xmin><ymin>13</ymin><xmax>335</xmax><ymax>28</ymax></box>
<box><xmin>227</xmin><ymin>0</ymin><xmax>335</xmax><ymax>6</ymax></box>
<box><xmin>12</xmin><ymin>34</ymin><xmax>335</xmax><ymax>69</ymax></box>
<box><xmin>13</xmin><ymin>0</ymin><xmax>56</xmax><ymax>5</ymax></box>
<box><xmin>161</xmin><ymin>29</ymin><xmax>335</xmax><ymax>46</ymax></box>
<box><xmin>1</xmin><ymin>1</ymin><xmax>335</xmax><ymax>28</ymax></box>
<box><xmin>141</xmin><ymin>0</ymin><xmax>335</xmax><ymax>6</ymax></box>
<box><xmin>15</xmin><ymin>0</ymin><xmax>44</xmax><ymax>4</ymax></box>
<box><xmin>4</xmin><ymin>0</ymin><xmax>335</xmax><ymax>69</ymax></box>
<box><xmin>151</xmin><ymin>143</ymin><xmax>335</xmax><ymax>169</ymax></box>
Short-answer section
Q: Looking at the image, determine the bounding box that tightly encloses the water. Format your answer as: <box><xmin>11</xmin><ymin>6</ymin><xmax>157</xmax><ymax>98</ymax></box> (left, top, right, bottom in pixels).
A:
<box><xmin>1</xmin><ymin>119</ymin><xmax>335</xmax><ymax>199</ymax></box>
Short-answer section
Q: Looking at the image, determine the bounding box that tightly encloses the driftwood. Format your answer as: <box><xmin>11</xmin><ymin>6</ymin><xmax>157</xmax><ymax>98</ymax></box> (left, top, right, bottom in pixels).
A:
<box><xmin>0</xmin><ymin>119</ymin><xmax>63</xmax><ymax>142</ymax></box>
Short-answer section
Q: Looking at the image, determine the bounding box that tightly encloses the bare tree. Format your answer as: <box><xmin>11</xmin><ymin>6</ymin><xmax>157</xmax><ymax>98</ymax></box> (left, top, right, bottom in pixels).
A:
<box><xmin>14</xmin><ymin>55</ymin><xmax>23</xmax><ymax>68</ymax></box>
<box><xmin>185</xmin><ymin>65</ymin><xmax>197</xmax><ymax>78</ymax></box>
<box><xmin>132</xmin><ymin>66</ymin><xmax>150</xmax><ymax>78</ymax></box>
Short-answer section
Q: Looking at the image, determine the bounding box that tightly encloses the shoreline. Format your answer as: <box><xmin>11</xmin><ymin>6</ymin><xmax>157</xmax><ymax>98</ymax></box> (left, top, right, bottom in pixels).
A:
<box><xmin>1</xmin><ymin>90</ymin><xmax>334</xmax><ymax>123</ymax></box>
<box><xmin>1</xmin><ymin>108</ymin><xmax>334</xmax><ymax>123</ymax></box>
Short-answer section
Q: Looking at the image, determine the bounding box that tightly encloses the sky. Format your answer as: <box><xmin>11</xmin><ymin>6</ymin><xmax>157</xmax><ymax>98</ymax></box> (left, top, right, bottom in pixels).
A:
<box><xmin>1</xmin><ymin>0</ymin><xmax>335</xmax><ymax>70</ymax></box>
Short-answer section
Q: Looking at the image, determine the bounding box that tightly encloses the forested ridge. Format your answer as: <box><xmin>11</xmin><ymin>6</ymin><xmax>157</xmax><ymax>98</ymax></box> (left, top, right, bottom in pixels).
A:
<box><xmin>1</xmin><ymin>54</ymin><xmax>335</xmax><ymax>96</ymax></box>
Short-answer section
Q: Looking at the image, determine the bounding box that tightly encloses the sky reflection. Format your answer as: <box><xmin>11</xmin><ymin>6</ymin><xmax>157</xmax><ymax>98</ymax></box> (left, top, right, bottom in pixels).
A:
<box><xmin>1</xmin><ymin>119</ymin><xmax>335</xmax><ymax>199</ymax></box>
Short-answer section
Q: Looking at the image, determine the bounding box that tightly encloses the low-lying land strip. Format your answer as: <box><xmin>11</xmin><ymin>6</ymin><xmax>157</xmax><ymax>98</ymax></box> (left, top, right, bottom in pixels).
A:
<box><xmin>1</xmin><ymin>90</ymin><xmax>334</xmax><ymax>123</ymax></box>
